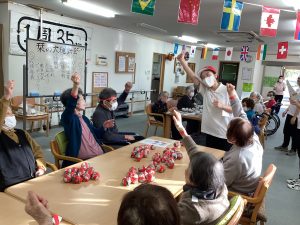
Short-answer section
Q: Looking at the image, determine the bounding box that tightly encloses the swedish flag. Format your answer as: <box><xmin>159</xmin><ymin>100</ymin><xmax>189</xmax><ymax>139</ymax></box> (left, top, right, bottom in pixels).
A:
<box><xmin>221</xmin><ymin>0</ymin><xmax>244</xmax><ymax>31</ymax></box>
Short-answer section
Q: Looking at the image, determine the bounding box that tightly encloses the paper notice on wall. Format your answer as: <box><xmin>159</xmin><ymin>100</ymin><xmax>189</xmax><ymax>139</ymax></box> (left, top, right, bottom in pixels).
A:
<box><xmin>119</xmin><ymin>56</ymin><xmax>126</xmax><ymax>72</ymax></box>
<box><xmin>128</xmin><ymin>57</ymin><xmax>135</xmax><ymax>72</ymax></box>
<box><xmin>93</xmin><ymin>72</ymin><xmax>108</xmax><ymax>88</ymax></box>
<box><xmin>242</xmin><ymin>67</ymin><xmax>252</xmax><ymax>81</ymax></box>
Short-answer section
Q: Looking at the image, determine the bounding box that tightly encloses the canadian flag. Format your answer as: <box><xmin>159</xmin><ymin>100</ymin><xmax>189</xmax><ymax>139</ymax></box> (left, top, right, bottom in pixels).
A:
<box><xmin>277</xmin><ymin>42</ymin><xmax>288</xmax><ymax>59</ymax></box>
<box><xmin>260</xmin><ymin>6</ymin><xmax>280</xmax><ymax>37</ymax></box>
<box><xmin>225</xmin><ymin>47</ymin><xmax>233</xmax><ymax>61</ymax></box>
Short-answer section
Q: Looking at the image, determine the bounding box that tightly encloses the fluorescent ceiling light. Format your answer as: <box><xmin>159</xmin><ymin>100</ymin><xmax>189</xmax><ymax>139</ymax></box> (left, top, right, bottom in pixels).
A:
<box><xmin>284</xmin><ymin>0</ymin><xmax>300</xmax><ymax>10</ymax></box>
<box><xmin>178</xmin><ymin>35</ymin><xmax>198</xmax><ymax>43</ymax></box>
<box><xmin>62</xmin><ymin>0</ymin><xmax>116</xmax><ymax>18</ymax></box>
<box><xmin>206</xmin><ymin>43</ymin><xmax>221</xmax><ymax>49</ymax></box>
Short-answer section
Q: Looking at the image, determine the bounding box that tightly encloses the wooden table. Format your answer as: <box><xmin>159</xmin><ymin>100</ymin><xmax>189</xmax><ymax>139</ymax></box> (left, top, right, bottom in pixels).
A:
<box><xmin>164</xmin><ymin>111</ymin><xmax>202</xmax><ymax>138</ymax></box>
<box><xmin>0</xmin><ymin>192</ymin><xmax>71</xmax><ymax>225</ymax></box>
<box><xmin>5</xmin><ymin>137</ymin><xmax>224</xmax><ymax>225</ymax></box>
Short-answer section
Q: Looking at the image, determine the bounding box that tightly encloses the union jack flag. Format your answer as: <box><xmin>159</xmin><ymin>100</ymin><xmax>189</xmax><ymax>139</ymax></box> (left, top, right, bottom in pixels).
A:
<box><xmin>240</xmin><ymin>46</ymin><xmax>249</xmax><ymax>61</ymax></box>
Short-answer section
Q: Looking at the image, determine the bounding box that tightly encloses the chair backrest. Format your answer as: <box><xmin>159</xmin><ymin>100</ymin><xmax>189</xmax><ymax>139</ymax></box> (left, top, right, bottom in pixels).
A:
<box><xmin>55</xmin><ymin>131</ymin><xmax>68</xmax><ymax>155</ymax></box>
<box><xmin>253</xmin><ymin>164</ymin><xmax>277</xmax><ymax>198</ymax></box>
<box><xmin>216</xmin><ymin>195</ymin><xmax>245</xmax><ymax>225</ymax></box>
<box><xmin>145</xmin><ymin>103</ymin><xmax>153</xmax><ymax>114</ymax></box>
<box><xmin>11</xmin><ymin>96</ymin><xmax>35</xmax><ymax>106</ymax></box>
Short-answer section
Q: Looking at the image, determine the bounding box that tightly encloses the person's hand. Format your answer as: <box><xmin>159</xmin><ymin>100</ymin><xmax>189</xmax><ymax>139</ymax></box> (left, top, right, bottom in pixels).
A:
<box><xmin>291</xmin><ymin>116</ymin><xmax>297</xmax><ymax>125</ymax></box>
<box><xmin>290</xmin><ymin>98</ymin><xmax>297</xmax><ymax>105</ymax></box>
<box><xmin>125</xmin><ymin>82</ymin><xmax>133</xmax><ymax>93</ymax></box>
<box><xmin>25</xmin><ymin>191</ymin><xmax>52</xmax><ymax>225</ymax></box>
<box><xmin>35</xmin><ymin>168</ymin><xmax>45</xmax><ymax>177</ymax></box>
<box><xmin>71</xmin><ymin>73</ymin><xmax>80</xmax><ymax>86</ymax></box>
<box><xmin>226</xmin><ymin>83</ymin><xmax>236</xmax><ymax>98</ymax></box>
<box><xmin>282</xmin><ymin>110</ymin><xmax>288</xmax><ymax>117</ymax></box>
<box><xmin>172</xmin><ymin>110</ymin><xmax>183</xmax><ymax>129</ymax></box>
<box><xmin>176</xmin><ymin>51</ymin><xmax>185</xmax><ymax>62</ymax></box>
<box><xmin>103</xmin><ymin>119</ymin><xmax>115</xmax><ymax>128</ymax></box>
<box><xmin>4</xmin><ymin>80</ymin><xmax>15</xmax><ymax>100</ymax></box>
<box><xmin>124</xmin><ymin>135</ymin><xmax>135</xmax><ymax>141</ymax></box>
<box><xmin>213</xmin><ymin>99</ymin><xmax>224</xmax><ymax>109</ymax></box>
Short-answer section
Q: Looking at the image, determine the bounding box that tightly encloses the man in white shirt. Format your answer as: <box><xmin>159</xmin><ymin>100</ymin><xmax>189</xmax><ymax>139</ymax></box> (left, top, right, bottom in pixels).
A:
<box><xmin>177</xmin><ymin>52</ymin><xmax>233</xmax><ymax>151</ymax></box>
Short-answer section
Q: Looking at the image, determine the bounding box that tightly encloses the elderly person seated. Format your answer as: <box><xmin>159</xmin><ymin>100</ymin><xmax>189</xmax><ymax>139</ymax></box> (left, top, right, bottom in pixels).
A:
<box><xmin>0</xmin><ymin>80</ymin><xmax>46</xmax><ymax>191</ymax></box>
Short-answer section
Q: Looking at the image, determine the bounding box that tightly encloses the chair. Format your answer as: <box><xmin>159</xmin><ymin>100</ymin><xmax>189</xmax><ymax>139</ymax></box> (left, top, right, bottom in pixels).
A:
<box><xmin>11</xmin><ymin>96</ymin><xmax>50</xmax><ymax>136</ymax></box>
<box><xmin>45</xmin><ymin>162</ymin><xmax>58</xmax><ymax>171</ymax></box>
<box><xmin>50</xmin><ymin>131</ymin><xmax>114</xmax><ymax>169</ymax></box>
<box><xmin>228</xmin><ymin>164</ymin><xmax>277</xmax><ymax>225</ymax></box>
<box><xmin>216</xmin><ymin>195</ymin><xmax>247</xmax><ymax>225</ymax></box>
<box><xmin>258</xmin><ymin>113</ymin><xmax>268</xmax><ymax>148</ymax></box>
<box><xmin>144</xmin><ymin>103</ymin><xmax>165</xmax><ymax>137</ymax></box>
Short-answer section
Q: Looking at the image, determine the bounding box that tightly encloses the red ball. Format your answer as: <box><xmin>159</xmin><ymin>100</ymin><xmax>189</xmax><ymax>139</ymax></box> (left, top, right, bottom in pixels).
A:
<box><xmin>138</xmin><ymin>173</ymin><xmax>146</xmax><ymax>183</ymax></box>
<box><xmin>145</xmin><ymin>173</ymin><xmax>155</xmax><ymax>183</ymax></box>
<box><xmin>122</xmin><ymin>177</ymin><xmax>130</xmax><ymax>186</ymax></box>
<box><xmin>150</xmin><ymin>145</ymin><xmax>156</xmax><ymax>150</ymax></box>
<box><xmin>176</xmin><ymin>151</ymin><xmax>183</xmax><ymax>160</ymax></box>
<box><xmin>82</xmin><ymin>173</ymin><xmax>91</xmax><ymax>182</ymax></box>
<box><xmin>156</xmin><ymin>165</ymin><xmax>166</xmax><ymax>173</ymax></box>
<box><xmin>81</xmin><ymin>162</ymin><xmax>90</xmax><ymax>170</ymax></box>
<box><xmin>72</xmin><ymin>175</ymin><xmax>83</xmax><ymax>184</ymax></box>
<box><xmin>91</xmin><ymin>171</ymin><xmax>100</xmax><ymax>180</ymax></box>
<box><xmin>63</xmin><ymin>174</ymin><xmax>72</xmax><ymax>183</ymax></box>
<box><xmin>130</xmin><ymin>174</ymin><xmax>138</xmax><ymax>184</ymax></box>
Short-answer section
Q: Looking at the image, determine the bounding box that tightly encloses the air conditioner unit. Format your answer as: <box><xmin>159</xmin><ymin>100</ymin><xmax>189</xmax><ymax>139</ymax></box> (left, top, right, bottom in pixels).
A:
<box><xmin>217</xmin><ymin>31</ymin><xmax>264</xmax><ymax>43</ymax></box>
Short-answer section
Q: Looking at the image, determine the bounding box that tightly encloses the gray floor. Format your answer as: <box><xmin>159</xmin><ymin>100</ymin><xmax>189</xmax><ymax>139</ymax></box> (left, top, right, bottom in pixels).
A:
<box><xmin>31</xmin><ymin>110</ymin><xmax>300</xmax><ymax>225</ymax></box>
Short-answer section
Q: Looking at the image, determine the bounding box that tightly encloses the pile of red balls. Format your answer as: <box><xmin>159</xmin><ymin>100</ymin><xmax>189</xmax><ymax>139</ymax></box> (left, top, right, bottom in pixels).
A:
<box><xmin>122</xmin><ymin>141</ymin><xmax>184</xmax><ymax>186</ymax></box>
<box><xmin>63</xmin><ymin>162</ymin><xmax>100</xmax><ymax>184</ymax></box>
<box><xmin>130</xmin><ymin>144</ymin><xmax>156</xmax><ymax>161</ymax></box>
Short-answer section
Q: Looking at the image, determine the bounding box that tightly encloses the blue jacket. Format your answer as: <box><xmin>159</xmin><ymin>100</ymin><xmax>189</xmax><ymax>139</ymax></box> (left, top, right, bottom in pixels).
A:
<box><xmin>61</xmin><ymin>95</ymin><xmax>104</xmax><ymax>167</ymax></box>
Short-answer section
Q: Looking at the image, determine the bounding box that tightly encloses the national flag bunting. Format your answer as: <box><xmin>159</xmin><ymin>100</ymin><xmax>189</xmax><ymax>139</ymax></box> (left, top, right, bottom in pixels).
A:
<box><xmin>260</xmin><ymin>6</ymin><xmax>280</xmax><ymax>37</ymax></box>
<box><xmin>240</xmin><ymin>46</ymin><xmax>249</xmax><ymax>61</ymax></box>
<box><xmin>225</xmin><ymin>47</ymin><xmax>233</xmax><ymax>61</ymax></box>
<box><xmin>212</xmin><ymin>48</ymin><xmax>219</xmax><ymax>60</ymax></box>
<box><xmin>201</xmin><ymin>46</ymin><xmax>208</xmax><ymax>59</ymax></box>
<box><xmin>174</xmin><ymin>43</ymin><xmax>179</xmax><ymax>54</ymax></box>
<box><xmin>177</xmin><ymin>0</ymin><xmax>201</xmax><ymax>25</ymax></box>
<box><xmin>221</xmin><ymin>0</ymin><xmax>244</xmax><ymax>31</ymax></box>
<box><xmin>256</xmin><ymin>44</ymin><xmax>267</xmax><ymax>60</ymax></box>
<box><xmin>277</xmin><ymin>42</ymin><xmax>288</xmax><ymax>59</ymax></box>
<box><xmin>131</xmin><ymin>0</ymin><xmax>156</xmax><ymax>16</ymax></box>
<box><xmin>190</xmin><ymin>46</ymin><xmax>196</xmax><ymax>58</ymax></box>
<box><xmin>295</xmin><ymin>10</ymin><xmax>300</xmax><ymax>40</ymax></box>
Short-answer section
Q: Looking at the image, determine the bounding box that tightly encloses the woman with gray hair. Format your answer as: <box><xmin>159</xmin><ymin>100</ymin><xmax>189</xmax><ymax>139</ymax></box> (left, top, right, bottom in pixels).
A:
<box><xmin>250</xmin><ymin>91</ymin><xmax>265</xmax><ymax>114</ymax></box>
<box><xmin>173</xmin><ymin>111</ymin><xmax>229</xmax><ymax>225</ymax></box>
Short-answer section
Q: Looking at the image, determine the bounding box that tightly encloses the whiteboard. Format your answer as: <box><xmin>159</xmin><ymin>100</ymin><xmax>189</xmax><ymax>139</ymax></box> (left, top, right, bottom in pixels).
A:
<box><xmin>27</xmin><ymin>39</ymin><xmax>86</xmax><ymax>96</ymax></box>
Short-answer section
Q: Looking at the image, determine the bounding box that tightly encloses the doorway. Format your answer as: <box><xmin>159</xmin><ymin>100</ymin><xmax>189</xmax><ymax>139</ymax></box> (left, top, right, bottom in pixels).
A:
<box><xmin>150</xmin><ymin>53</ymin><xmax>165</xmax><ymax>102</ymax></box>
<box><xmin>218</xmin><ymin>61</ymin><xmax>240</xmax><ymax>86</ymax></box>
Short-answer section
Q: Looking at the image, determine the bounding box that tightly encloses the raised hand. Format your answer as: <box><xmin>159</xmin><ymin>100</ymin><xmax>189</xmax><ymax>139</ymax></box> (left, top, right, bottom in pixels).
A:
<box><xmin>226</xmin><ymin>83</ymin><xmax>236</xmax><ymax>97</ymax></box>
<box><xmin>4</xmin><ymin>80</ymin><xmax>15</xmax><ymax>100</ymax></box>
<box><xmin>176</xmin><ymin>51</ymin><xmax>185</xmax><ymax>62</ymax></box>
<box><xmin>125</xmin><ymin>82</ymin><xmax>133</xmax><ymax>93</ymax></box>
<box><xmin>172</xmin><ymin>110</ymin><xmax>183</xmax><ymax>129</ymax></box>
<box><xmin>71</xmin><ymin>73</ymin><xmax>80</xmax><ymax>86</ymax></box>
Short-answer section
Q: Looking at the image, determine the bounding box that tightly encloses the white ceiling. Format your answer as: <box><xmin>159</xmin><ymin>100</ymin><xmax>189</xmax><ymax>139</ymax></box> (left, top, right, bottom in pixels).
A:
<box><xmin>11</xmin><ymin>0</ymin><xmax>300</xmax><ymax>55</ymax></box>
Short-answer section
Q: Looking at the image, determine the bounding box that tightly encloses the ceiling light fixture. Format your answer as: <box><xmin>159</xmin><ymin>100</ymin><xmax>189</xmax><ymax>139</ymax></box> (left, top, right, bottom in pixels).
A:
<box><xmin>137</xmin><ymin>23</ymin><xmax>168</xmax><ymax>33</ymax></box>
<box><xmin>284</xmin><ymin>0</ymin><xmax>300</xmax><ymax>10</ymax></box>
<box><xmin>62</xmin><ymin>0</ymin><xmax>116</xmax><ymax>18</ymax></box>
<box><xmin>178</xmin><ymin>35</ymin><xmax>198</xmax><ymax>43</ymax></box>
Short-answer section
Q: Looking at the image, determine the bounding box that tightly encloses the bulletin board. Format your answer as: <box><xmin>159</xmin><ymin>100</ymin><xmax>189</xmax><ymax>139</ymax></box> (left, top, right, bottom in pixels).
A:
<box><xmin>92</xmin><ymin>72</ymin><xmax>108</xmax><ymax>107</ymax></box>
<box><xmin>115</xmin><ymin>51</ymin><xmax>136</xmax><ymax>73</ymax></box>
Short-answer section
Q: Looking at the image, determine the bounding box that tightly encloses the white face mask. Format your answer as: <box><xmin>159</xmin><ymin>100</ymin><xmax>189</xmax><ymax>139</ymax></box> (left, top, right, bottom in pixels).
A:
<box><xmin>110</xmin><ymin>102</ymin><xmax>118</xmax><ymax>111</ymax></box>
<box><xmin>189</xmin><ymin>92</ymin><xmax>195</xmax><ymax>98</ymax></box>
<box><xmin>243</xmin><ymin>107</ymin><xmax>248</xmax><ymax>112</ymax></box>
<box><xmin>202</xmin><ymin>75</ymin><xmax>215</xmax><ymax>87</ymax></box>
<box><xmin>4</xmin><ymin>115</ymin><xmax>17</xmax><ymax>129</ymax></box>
